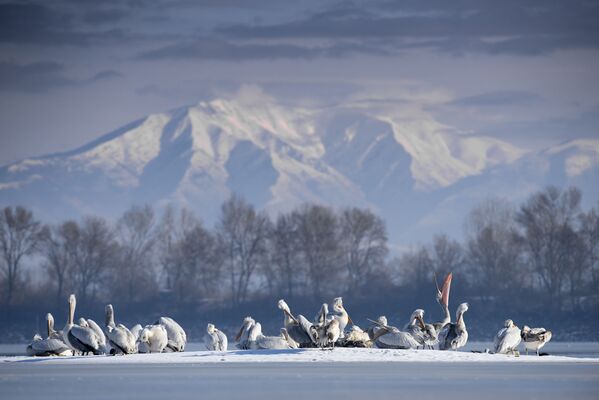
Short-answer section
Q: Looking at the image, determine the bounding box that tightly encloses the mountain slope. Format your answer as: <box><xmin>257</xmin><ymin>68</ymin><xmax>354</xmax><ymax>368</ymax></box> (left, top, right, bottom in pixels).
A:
<box><xmin>1</xmin><ymin>97</ymin><xmax>597</xmax><ymax>247</ymax></box>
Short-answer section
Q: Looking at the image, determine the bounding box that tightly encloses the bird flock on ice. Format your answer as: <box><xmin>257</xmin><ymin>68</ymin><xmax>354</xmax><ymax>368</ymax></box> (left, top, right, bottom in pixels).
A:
<box><xmin>26</xmin><ymin>273</ymin><xmax>552</xmax><ymax>358</ymax></box>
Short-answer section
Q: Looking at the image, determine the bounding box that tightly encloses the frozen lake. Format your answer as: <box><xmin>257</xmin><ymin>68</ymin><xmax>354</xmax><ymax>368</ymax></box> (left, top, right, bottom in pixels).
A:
<box><xmin>1</xmin><ymin>344</ymin><xmax>598</xmax><ymax>400</ymax></box>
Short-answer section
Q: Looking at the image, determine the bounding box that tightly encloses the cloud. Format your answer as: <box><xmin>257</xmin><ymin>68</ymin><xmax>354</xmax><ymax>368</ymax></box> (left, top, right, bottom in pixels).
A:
<box><xmin>138</xmin><ymin>37</ymin><xmax>389</xmax><ymax>61</ymax></box>
<box><xmin>0</xmin><ymin>61</ymin><xmax>121</xmax><ymax>93</ymax></box>
<box><xmin>216</xmin><ymin>1</ymin><xmax>599</xmax><ymax>55</ymax></box>
<box><xmin>450</xmin><ymin>91</ymin><xmax>542</xmax><ymax>107</ymax></box>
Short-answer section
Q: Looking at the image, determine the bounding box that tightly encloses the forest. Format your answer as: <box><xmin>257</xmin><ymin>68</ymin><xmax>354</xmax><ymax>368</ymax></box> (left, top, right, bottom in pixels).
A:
<box><xmin>1</xmin><ymin>186</ymin><xmax>598</xmax><ymax>342</ymax></box>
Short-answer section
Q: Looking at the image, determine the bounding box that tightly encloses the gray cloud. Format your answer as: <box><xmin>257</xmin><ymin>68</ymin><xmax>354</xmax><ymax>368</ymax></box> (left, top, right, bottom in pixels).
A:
<box><xmin>138</xmin><ymin>37</ymin><xmax>389</xmax><ymax>61</ymax></box>
<box><xmin>0</xmin><ymin>61</ymin><xmax>121</xmax><ymax>93</ymax></box>
<box><xmin>450</xmin><ymin>91</ymin><xmax>542</xmax><ymax>107</ymax></box>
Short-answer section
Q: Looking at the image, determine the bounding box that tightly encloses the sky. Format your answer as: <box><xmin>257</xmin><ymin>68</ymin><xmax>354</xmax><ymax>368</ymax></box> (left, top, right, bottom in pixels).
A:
<box><xmin>0</xmin><ymin>0</ymin><xmax>598</xmax><ymax>165</ymax></box>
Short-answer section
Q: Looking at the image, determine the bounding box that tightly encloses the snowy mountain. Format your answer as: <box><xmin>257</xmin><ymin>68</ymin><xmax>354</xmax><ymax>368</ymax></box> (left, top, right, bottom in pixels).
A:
<box><xmin>1</xmin><ymin>96</ymin><xmax>598</xmax><ymax>247</ymax></box>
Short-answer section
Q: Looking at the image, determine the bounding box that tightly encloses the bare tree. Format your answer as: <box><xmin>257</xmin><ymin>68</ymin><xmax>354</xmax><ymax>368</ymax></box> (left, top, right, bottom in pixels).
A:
<box><xmin>0</xmin><ymin>206</ymin><xmax>47</xmax><ymax>306</ymax></box>
<box><xmin>339</xmin><ymin>208</ymin><xmax>388</xmax><ymax>292</ymax></box>
<box><xmin>465</xmin><ymin>198</ymin><xmax>524</xmax><ymax>293</ymax></box>
<box><xmin>269</xmin><ymin>213</ymin><xmax>301</xmax><ymax>298</ymax></box>
<box><xmin>516</xmin><ymin>186</ymin><xmax>582</xmax><ymax>310</ymax></box>
<box><xmin>217</xmin><ymin>195</ymin><xmax>270</xmax><ymax>307</ymax></box>
<box><xmin>293</xmin><ymin>205</ymin><xmax>341</xmax><ymax>298</ymax></box>
<box><xmin>72</xmin><ymin>216</ymin><xmax>117</xmax><ymax>304</ymax></box>
<box><xmin>114</xmin><ymin>205</ymin><xmax>157</xmax><ymax>302</ymax></box>
<box><xmin>43</xmin><ymin>221</ymin><xmax>79</xmax><ymax>303</ymax></box>
<box><xmin>431</xmin><ymin>234</ymin><xmax>464</xmax><ymax>279</ymax></box>
<box><xmin>397</xmin><ymin>245</ymin><xmax>434</xmax><ymax>287</ymax></box>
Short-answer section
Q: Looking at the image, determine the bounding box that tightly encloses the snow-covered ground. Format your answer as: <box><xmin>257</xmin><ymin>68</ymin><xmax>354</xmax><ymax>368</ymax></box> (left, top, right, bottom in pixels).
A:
<box><xmin>2</xmin><ymin>345</ymin><xmax>598</xmax><ymax>399</ymax></box>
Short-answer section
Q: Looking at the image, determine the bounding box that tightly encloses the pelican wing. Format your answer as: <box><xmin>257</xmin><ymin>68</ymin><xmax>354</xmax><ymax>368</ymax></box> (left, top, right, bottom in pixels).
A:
<box><xmin>256</xmin><ymin>335</ymin><xmax>290</xmax><ymax>350</ymax></box>
<box><xmin>494</xmin><ymin>327</ymin><xmax>521</xmax><ymax>354</ymax></box>
<box><xmin>438</xmin><ymin>323</ymin><xmax>457</xmax><ymax>350</ymax></box>
<box><xmin>106</xmin><ymin>326</ymin><xmax>136</xmax><ymax>354</ymax></box>
<box><xmin>216</xmin><ymin>330</ymin><xmax>228</xmax><ymax>351</ymax></box>
<box><xmin>375</xmin><ymin>330</ymin><xmax>420</xmax><ymax>349</ymax></box>
<box><xmin>30</xmin><ymin>338</ymin><xmax>71</xmax><ymax>356</ymax></box>
<box><xmin>68</xmin><ymin>326</ymin><xmax>101</xmax><ymax>354</ymax></box>
<box><xmin>297</xmin><ymin>314</ymin><xmax>317</xmax><ymax>344</ymax></box>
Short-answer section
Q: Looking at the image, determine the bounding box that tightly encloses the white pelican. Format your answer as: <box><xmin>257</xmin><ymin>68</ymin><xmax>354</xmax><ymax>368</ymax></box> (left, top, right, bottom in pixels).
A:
<box><xmin>343</xmin><ymin>325</ymin><xmax>372</xmax><ymax>347</ymax></box>
<box><xmin>277</xmin><ymin>299</ymin><xmax>314</xmax><ymax>347</ymax></box>
<box><xmin>521</xmin><ymin>326</ymin><xmax>552</xmax><ymax>356</ymax></box>
<box><xmin>438</xmin><ymin>302</ymin><xmax>469</xmax><ymax>351</ymax></box>
<box><xmin>433</xmin><ymin>272</ymin><xmax>452</xmax><ymax>334</ymax></box>
<box><xmin>84</xmin><ymin>318</ymin><xmax>108</xmax><ymax>354</ymax></box>
<box><xmin>63</xmin><ymin>294</ymin><xmax>103</xmax><ymax>355</ymax></box>
<box><xmin>404</xmin><ymin>309</ymin><xmax>427</xmax><ymax>348</ymax></box>
<box><xmin>255</xmin><ymin>328</ymin><xmax>299</xmax><ymax>350</ymax></box>
<box><xmin>423</xmin><ymin>323</ymin><xmax>439</xmax><ymax>349</ymax></box>
<box><xmin>312</xmin><ymin>303</ymin><xmax>341</xmax><ymax>348</ymax></box>
<box><xmin>204</xmin><ymin>323</ymin><xmax>228</xmax><ymax>351</ymax></box>
<box><xmin>138</xmin><ymin>324</ymin><xmax>168</xmax><ymax>353</ymax></box>
<box><xmin>369</xmin><ymin>318</ymin><xmax>420</xmax><ymax>349</ymax></box>
<box><xmin>367</xmin><ymin>316</ymin><xmax>387</xmax><ymax>340</ymax></box>
<box><xmin>235</xmin><ymin>316</ymin><xmax>256</xmax><ymax>349</ymax></box>
<box><xmin>26</xmin><ymin>314</ymin><xmax>71</xmax><ymax>356</ymax></box>
<box><xmin>331</xmin><ymin>297</ymin><xmax>352</xmax><ymax>339</ymax></box>
<box><xmin>46</xmin><ymin>313</ymin><xmax>64</xmax><ymax>340</ymax></box>
<box><xmin>155</xmin><ymin>317</ymin><xmax>187</xmax><ymax>352</ymax></box>
<box><xmin>104</xmin><ymin>304</ymin><xmax>137</xmax><ymax>355</ymax></box>
<box><xmin>493</xmin><ymin>319</ymin><xmax>521</xmax><ymax>355</ymax></box>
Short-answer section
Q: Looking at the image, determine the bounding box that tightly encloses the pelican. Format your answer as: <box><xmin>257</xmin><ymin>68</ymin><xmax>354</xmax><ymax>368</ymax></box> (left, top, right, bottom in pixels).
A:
<box><xmin>438</xmin><ymin>302</ymin><xmax>469</xmax><ymax>351</ymax></box>
<box><xmin>235</xmin><ymin>316</ymin><xmax>256</xmax><ymax>349</ymax></box>
<box><xmin>84</xmin><ymin>318</ymin><xmax>108</xmax><ymax>354</ymax></box>
<box><xmin>493</xmin><ymin>319</ymin><xmax>521</xmax><ymax>355</ymax></box>
<box><xmin>155</xmin><ymin>317</ymin><xmax>187</xmax><ymax>352</ymax></box>
<box><xmin>369</xmin><ymin>318</ymin><xmax>420</xmax><ymax>349</ymax></box>
<box><xmin>26</xmin><ymin>314</ymin><xmax>71</xmax><ymax>356</ymax></box>
<box><xmin>312</xmin><ymin>303</ymin><xmax>341</xmax><ymax>348</ymax></box>
<box><xmin>104</xmin><ymin>304</ymin><xmax>136</xmax><ymax>355</ymax></box>
<box><xmin>130</xmin><ymin>324</ymin><xmax>143</xmax><ymax>341</ymax></box>
<box><xmin>204</xmin><ymin>323</ymin><xmax>228</xmax><ymax>351</ymax></box>
<box><xmin>521</xmin><ymin>326</ymin><xmax>552</xmax><ymax>356</ymax></box>
<box><xmin>331</xmin><ymin>297</ymin><xmax>352</xmax><ymax>339</ymax></box>
<box><xmin>63</xmin><ymin>294</ymin><xmax>104</xmax><ymax>355</ymax></box>
<box><xmin>433</xmin><ymin>272</ymin><xmax>452</xmax><ymax>334</ymax></box>
<box><xmin>255</xmin><ymin>328</ymin><xmax>299</xmax><ymax>350</ymax></box>
<box><xmin>404</xmin><ymin>309</ymin><xmax>427</xmax><ymax>348</ymax></box>
<box><xmin>367</xmin><ymin>316</ymin><xmax>387</xmax><ymax>340</ymax></box>
<box><xmin>423</xmin><ymin>323</ymin><xmax>439</xmax><ymax>349</ymax></box>
<box><xmin>46</xmin><ymin>313</ymin><xmax>64</xmax><ymax>340</ymax></box>
<box><xmin>138</xmin><ymin>324</ymin><xmax>168</xmax><ymax>353</ymax></box>
<box><xmin>277</xmin><ymin>299</ymin><xmax>314</xmax><ymax>347</ymax></box>
<box><xmin>343</xmin><ymin>325</ymin><xmax>372</xmax><ymax>347</ymax></box>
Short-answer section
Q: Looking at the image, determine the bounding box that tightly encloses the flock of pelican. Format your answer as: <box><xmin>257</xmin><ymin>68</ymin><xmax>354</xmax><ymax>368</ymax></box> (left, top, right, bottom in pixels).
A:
<box><xmin>26</xmin><ymin>294</ymin><xmax>186</xmax><ymax>357</ymax></box>
<box><xmin>26</xmin><ymin>274</ymin><xmax>552</xmax><ymax>357</ymax></box>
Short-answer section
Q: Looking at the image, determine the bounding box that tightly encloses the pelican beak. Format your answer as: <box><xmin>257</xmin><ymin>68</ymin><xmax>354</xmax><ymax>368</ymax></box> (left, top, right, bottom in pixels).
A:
<box><xmin>348</xmin><ymin>314</ymin><xmax>353</xmax><ymax>326</ymax></box>
<box><xmin>440</xmin><ymin>273</ymin><xmax>452</xmax><ymax>307</ymax></box>
<box><xmin>284</xmin><ymin>309</ymin><xmax>299</xmax><ymax>325</ymax></box>
<box><xmin>417</xmin><ymin>315</ymin><xmax>426</xmax><ymax>330</ymax></box>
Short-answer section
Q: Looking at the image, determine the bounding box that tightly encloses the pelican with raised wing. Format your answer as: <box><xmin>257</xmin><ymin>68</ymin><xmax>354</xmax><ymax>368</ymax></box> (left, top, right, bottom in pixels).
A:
<box><xmin>104</xmin><ymin>304</ymin><xmax>137</xmax><ymax>355</ymax></box>
<box><xmin>438</xmin><ymin>302</ymin><xmax>469</xmax><ymax>351</ymax></box>
<box><xmin>521</xmin><ymin>326</ymin><xmax>552</xmax><ymax>356</ymax></box>
<box><xmin>493</xmin><ymin>319</ymin><xmax>521</xmax><ymax>355</ymax></box>
<box><xmin>277</xmin><ymin>299</ymin><xmax>315</xmax><ymax>347</ymax></box>
<box><xmin>204</xmin><ymin>323</ymin><xmax>228</xmax><ymax>351</ymax></box>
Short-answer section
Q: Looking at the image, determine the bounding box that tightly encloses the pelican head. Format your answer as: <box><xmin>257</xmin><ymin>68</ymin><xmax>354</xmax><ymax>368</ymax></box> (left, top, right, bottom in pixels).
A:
<box><xmin>411</xmin><ymin>309</ymin><xmax>426</xmax><ymax>329</ymax></box>
<box><xmin>139</xmin><ymin>327</ymin><xmax>151</xmax><ymax>343</ymax></box>
<box><xmin>377</xmin><ymin>315</ymin><xmax>388</xmax><ymax>326</ymax></box>
<box><xmin>277</xmin><ymin>299</ymin><xmax>290</xmax><ymax>312</ymax></box>
<box><xmin>207</xmin><ymin>323</ymin><xmax>216</xmax><ymax>334</ymax></box>
<box><xmin>78</xmin><ymin>318</ymin><xmax>88</xmax><ymax>327</ymax></box>
<box><xmin>333</xmin><ymin>297</ymin><xmax>343</xmax><ymax>311</ymax></box>
<box><xmin>504</xmin><ymin>319</ymin><xmax>514</xmax><ymax>328</ymax></box>
<box><xmin>69</xmin><ymin>294</ymin><xmax>76</xmax><ymax>305</ymax></box>
<box><xmin>521</xmin><ymin>325</ymin><xmax>531</xmax><ymax>333</ymax></box>
<box><xmin>235</xmin><ymin>317</ymin><xmax>255</xmax><ymax>341</ymax></box>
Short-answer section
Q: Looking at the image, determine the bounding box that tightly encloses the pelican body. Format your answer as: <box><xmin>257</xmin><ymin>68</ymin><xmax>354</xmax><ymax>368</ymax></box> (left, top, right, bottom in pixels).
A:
<box><xmin>204</xmin><ymin>323</ymin><xmax>228</xmax><ymax>351</ymax></box>
<box><xmin>369</xmin><ymin>318</ymin><xmax>420</xmax><ymax>349</ymax></box>
<box><xmin>438</xmin><ymin>302</ymin><xmax>469</xmax><ymax>351</ymax></box>
<box><xmin>63</xmin><ymin>294</ymin><xmax>104</xmax><ymax>355</ymax></box>
<box><xmin>155</xmin><ymin>317</ymin><xmax>186</xmax><ymax>352</ymax></box>
<box><xmin>494</xmin><ymin>319</ymin><xmax>521</xmax><ymax>355</ymax></box>
<box><xmin>138</xmin><ymin>324</ymin><xmax>168</xmax><ymax>353</ymax></box>
<box><xmin>277</xmin><ymin>299</ymin><xmax>315</xmax><ymax>347</ymax></box>
<box><xmin>521</xmin><ymin>326</ymin><xmax>552</xmax><ymax>356</ymax></box>
<box><xmin>104</xmin><ymin>304</ymin><xmax>137</xmax><ymax>355</ymax></box>
<box><xmin>26</xmin><ymin>313</ymin><xmax>71</xmax><ymax>356</ymax></box>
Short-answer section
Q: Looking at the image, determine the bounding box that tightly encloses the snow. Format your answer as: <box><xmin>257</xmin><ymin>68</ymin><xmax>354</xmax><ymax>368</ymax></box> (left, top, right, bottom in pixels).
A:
<box><xmin>2</xmin><ymin>347</ymin><xmax>599</xmax><ymax>400</ymax></box>
<box><xmin>2</xmin><ymin>347</ymin><xmax>598</xmax><ymax>365</ymax></box>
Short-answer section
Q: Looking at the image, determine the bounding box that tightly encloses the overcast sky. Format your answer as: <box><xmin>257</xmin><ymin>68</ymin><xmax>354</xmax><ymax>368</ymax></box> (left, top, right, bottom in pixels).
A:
<box><xmin>1</xmin><ymin>0</ymin><xmax>598</xmax><ymax>165</ymax></box>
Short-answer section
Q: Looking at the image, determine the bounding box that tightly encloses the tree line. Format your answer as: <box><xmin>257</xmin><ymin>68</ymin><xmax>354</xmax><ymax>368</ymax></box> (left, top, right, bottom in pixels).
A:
<box><xmin>1</xmin><ymin>186</ymin><xmax>598</xmax><ymax>339</ymax></box>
